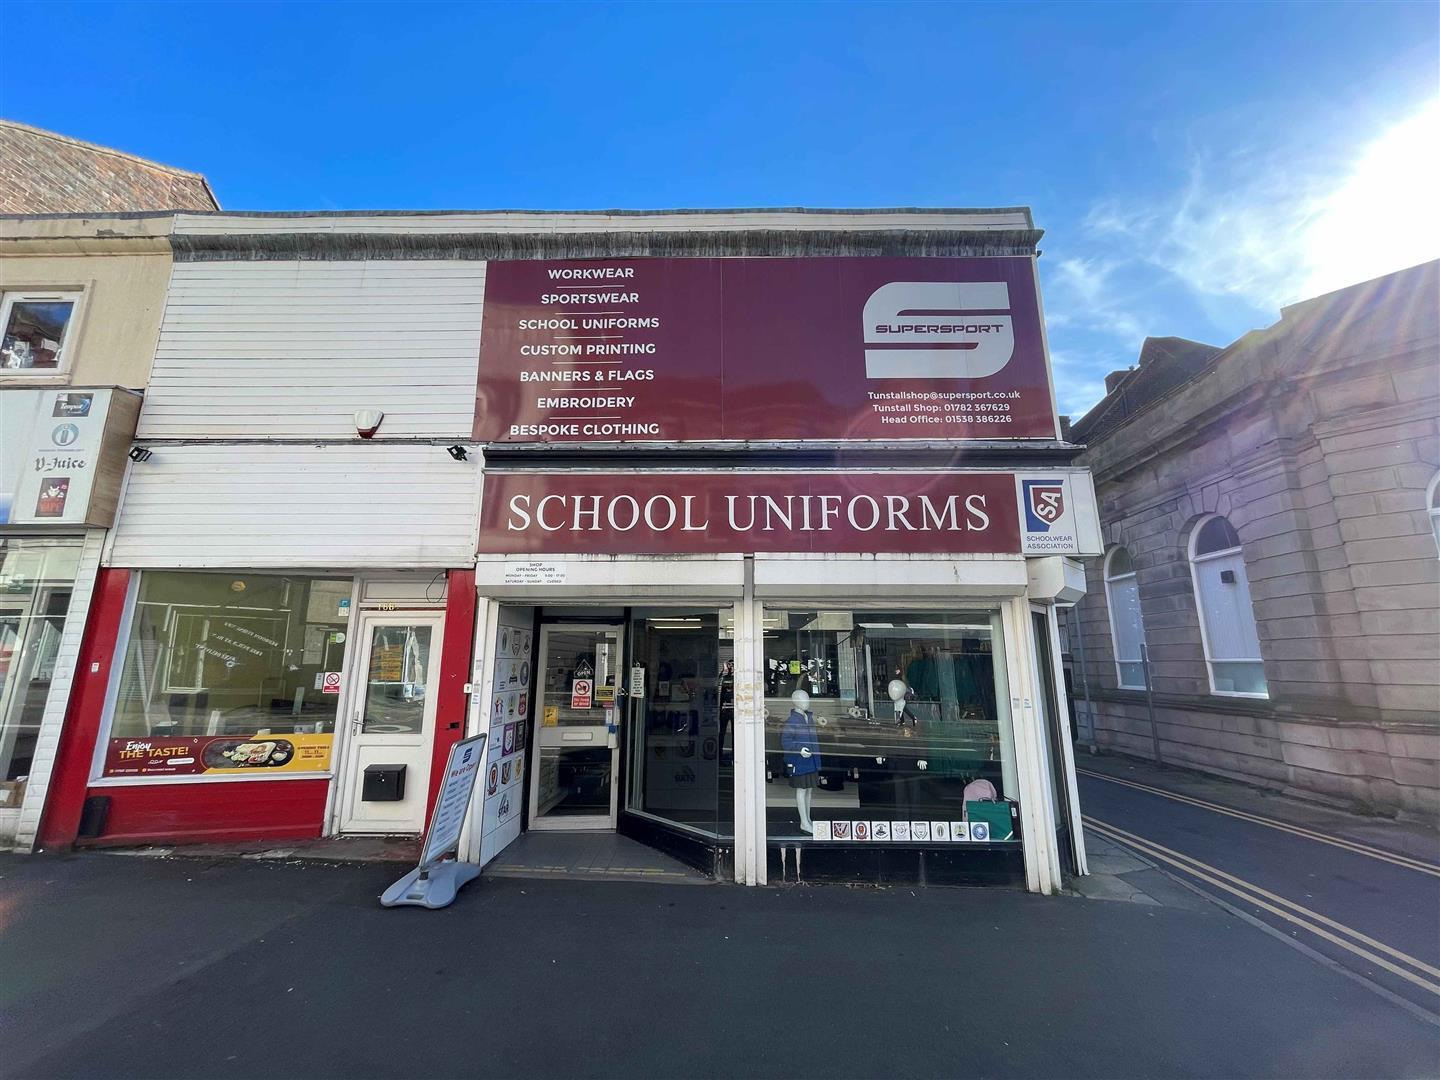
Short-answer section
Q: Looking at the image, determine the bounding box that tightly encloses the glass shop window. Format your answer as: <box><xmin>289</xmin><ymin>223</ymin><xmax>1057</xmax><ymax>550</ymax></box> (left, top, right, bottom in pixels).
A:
<box><xmin>626</xmin><ymin>608</ymin><xmax>733</xmax><ymax>838</ymax></box>
<box><xmin>763</xmin><ymin>610</ymin><xmax>1020</xmax><ymax>846</ymax></box>
<box><xmin>0</xmin><ymin>537</ymin><xmax>82</xmax><ymax>799</ymax></box>
<box><xmin>1</xmin><ymin>293</ymin><xmax>79</xmax><ymax>372</ymax></box>
<box><xmin>103</xmin><ymin>572</ymin><xmax>352</xmax><ymax>778</ymax></box>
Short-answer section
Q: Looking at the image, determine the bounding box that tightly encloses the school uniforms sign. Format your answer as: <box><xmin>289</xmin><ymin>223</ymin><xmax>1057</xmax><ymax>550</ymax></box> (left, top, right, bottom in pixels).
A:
<box><xmin>479</xmin><ymin>472</ymin><xmax>1027</xmax><ymax>555</ymax></box>
<box><xmin>473</xmin><ymin>256</ymin><xmax>1058</xmax><ymax>442</ymax></box>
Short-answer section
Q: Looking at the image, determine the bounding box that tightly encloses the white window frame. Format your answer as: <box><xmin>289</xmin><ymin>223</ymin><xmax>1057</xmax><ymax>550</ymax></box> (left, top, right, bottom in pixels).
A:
<box><xmin>0</xmin><ymin>289</ymin><xmax>85</xmax><ymax>380</ymax></box>
<box><xmin>1427</xmin><ymin>473</ymin><xmax>1440</xmax><ymax>558</ymax></box>
<box><xmin>1188</xmin><ymin>515</ymin><xmax>1269</xmax><ymax>699</ymax></box>
<box><xmin>1103</xmin><ymin>546</ymin><xmax>1147</xmax><ymax>690</ymax></box>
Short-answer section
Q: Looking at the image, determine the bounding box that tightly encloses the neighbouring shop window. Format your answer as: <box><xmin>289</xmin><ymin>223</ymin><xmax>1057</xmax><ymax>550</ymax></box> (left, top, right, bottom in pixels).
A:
<box><xmin>103</xmin><ymin>572</ymin><xmax>352</xmax><ymax>778</ymax></box>
<box><xmin>1104</xmin><ymin>546</ymin><xmax>1147</xmax><ymax>689</ymax></box>
<box><xmin>1</xmin><ymin>293</ymin><xmax>79</xmax><ymax>372</ymax></box>
<box><xmin>0</xmin><ymin>537</ymin><xmax>82</xmax><ymax>797</ymax></box>
<box><xmin>763</xmin><ymin>609</ymin><xmax>1020</xmax><ymax>845</ymax></box>
<box><xmin>1189</xmin><ymin>516</ymin><xmax>1269</xmax><ymax>697</ymax></box>
<box><xmin>626</xmin><ymin>609</ymin><xmax>733</xmax><ymax>837</ymax></box>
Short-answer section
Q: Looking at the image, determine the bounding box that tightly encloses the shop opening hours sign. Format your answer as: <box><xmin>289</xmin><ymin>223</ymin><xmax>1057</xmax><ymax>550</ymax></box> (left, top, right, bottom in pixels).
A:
<box><xmin>473</xmin><ymin>256</ymin><xmax>1059</xmax><ymax>443</ymax></box>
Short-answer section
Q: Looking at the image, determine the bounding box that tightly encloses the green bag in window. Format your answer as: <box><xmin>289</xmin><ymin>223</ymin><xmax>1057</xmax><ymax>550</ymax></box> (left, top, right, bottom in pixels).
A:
<box><xmin>964</xmin><ymin>800</ymin><xmax>1015</xmax><ymax>841</ymax></box>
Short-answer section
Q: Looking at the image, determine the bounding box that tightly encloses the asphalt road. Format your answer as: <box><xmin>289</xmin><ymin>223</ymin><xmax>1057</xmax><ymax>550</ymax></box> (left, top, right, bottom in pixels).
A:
<box><xmin>3</xmin><ymin>849</ymin><xmax>1439</xmax><ymax>1079</ymax></box>
<box><xmin>1078</xmin><ymin>756</ymin><xmax>1440</xmax><ymax>1019</ymax></box>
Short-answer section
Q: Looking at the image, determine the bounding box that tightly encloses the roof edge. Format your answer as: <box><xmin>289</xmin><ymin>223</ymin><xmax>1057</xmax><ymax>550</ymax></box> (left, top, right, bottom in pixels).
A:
<box><xmin>168</xmin><ymin>205</ymin><xmax>1035</xmax><ymax>222</ymax></box>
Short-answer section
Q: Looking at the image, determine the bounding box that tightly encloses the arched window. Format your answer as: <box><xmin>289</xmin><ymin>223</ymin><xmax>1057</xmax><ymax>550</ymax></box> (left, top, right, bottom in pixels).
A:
<box><xmin>1189</xmin><ymin>515</ymin><xmax>1268</xmax><ymax>697</ymax></box>
<box><xmin>1428</xmin><ymin>473</ymin><xmax>1440</xmax><ymax>557</ymax></box>
<box><xmin>1104</xmin><ymin>546</ymin><xmax>1147</xmax><ymax>689</ymax></box>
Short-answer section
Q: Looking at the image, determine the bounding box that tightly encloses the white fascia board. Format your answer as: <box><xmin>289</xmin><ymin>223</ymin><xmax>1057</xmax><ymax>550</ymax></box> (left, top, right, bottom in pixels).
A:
<box><xmin>753</xmin><ymin>553</ymin><xmax>1027</xmax><ymax>598</ymax></box>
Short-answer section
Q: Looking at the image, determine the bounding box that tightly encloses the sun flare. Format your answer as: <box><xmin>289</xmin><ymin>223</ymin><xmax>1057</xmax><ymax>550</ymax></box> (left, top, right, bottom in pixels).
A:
<box><xmin>1300</xmin><ymin>97</ymin><xmax>1440</xmax><ymax>299</ymax></box>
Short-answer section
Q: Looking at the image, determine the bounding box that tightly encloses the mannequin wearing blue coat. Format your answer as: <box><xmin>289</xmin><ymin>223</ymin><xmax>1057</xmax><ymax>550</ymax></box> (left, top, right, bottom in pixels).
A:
<box><xmin>782</xmin><ymin>689</ymin><xmax>821</xmax><ymax>833</ymax></box>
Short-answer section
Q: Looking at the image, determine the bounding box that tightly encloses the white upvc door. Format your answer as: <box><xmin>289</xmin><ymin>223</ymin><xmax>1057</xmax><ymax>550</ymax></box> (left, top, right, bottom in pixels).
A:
<box><xmin>336</xmin><ymin>612</ymin><xmax>444</xmax><ymax>835</ymax></box>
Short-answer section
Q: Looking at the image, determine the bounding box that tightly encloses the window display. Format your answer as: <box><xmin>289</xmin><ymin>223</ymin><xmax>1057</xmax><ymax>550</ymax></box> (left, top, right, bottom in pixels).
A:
<box><xmin>0</xmin><ymin>537</ymin><xmax>81</xmax><ymax>799</ymax></box>
<box><xmin>763</xmin><ymin>609</ymin><xmax>1019</xmax><ymax>844</ymax></box>
<box><xmin>103</xmin><ymin>572</ymin><xmax>352</xmax><ymax>778</ymax></box>
<box><xmin>626</xmin><ymin>609</ymin><xmax>732</xmax><ymax>837</ymax></box>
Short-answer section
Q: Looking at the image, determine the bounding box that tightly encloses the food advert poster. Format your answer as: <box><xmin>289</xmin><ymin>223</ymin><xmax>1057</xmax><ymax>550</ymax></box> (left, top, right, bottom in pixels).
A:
<box><xmin>103</xmin><ymin>733</ymin><xmax>334</xmax><ymax>777</ymax></box>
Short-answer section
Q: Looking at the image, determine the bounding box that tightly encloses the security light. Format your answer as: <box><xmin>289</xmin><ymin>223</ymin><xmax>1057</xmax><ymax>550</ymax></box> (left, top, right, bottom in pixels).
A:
<box><xmin>128</xmin><ymin>446</ymin><xmax>153</xmax><ymax>463</ymax></box>
<box><xmin>447</xmin><ymin>445</ymin><xmax>468</xmax><ymax>461</ymax></box>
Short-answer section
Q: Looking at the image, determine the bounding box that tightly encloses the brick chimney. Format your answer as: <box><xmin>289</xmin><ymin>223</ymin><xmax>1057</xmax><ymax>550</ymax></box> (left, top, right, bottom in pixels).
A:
<box><xmin>1104</xmin><ymin>369</ymin><xmax>1133</xmax><ymax>394</ymax></box>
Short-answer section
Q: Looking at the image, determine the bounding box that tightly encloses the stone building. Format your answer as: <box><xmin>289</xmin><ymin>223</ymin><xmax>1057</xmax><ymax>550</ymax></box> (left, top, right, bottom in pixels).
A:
<box><xmin>1065</xmin><ymin>260</ymin><xmax>1439</xmax><ymax>818</ymax></box>
<box><xmin>0</xmin><ymin>121</ymin><xmax>218</xmax><ymax>214</ymax></box>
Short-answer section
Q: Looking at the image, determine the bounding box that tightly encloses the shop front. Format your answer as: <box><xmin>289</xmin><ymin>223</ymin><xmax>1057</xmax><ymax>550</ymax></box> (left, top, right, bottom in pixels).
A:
<box><xmin>1</xmin><ymin>386</ymin><xmax>139</xmax><ymax>849</ymax></box>
<box><xmin>29</xmin><ymin>206</ymin><xmax>1098</xmax><ymax>891</ymax></box>
<box><xmin>455</xmin><ymin>238</ymin><xmax>1097</xmax><ymax>890</ymax></box>
<box><xmin>463</xmin><ymin>468</ymin><xmax>1099</xmax><ymax>892</ymax></box>
<box><xmin>38</xmin><ymin>567</ymin><xmax>478</xmax><ymax>848</ymax></box>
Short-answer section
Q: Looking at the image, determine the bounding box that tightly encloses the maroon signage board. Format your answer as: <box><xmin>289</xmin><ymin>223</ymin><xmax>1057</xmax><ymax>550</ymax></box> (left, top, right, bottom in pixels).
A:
<box><xmin>478</xmin><ymin>472</ymin><xmax>1022</xmax><ymax>555</ymax></box>
<box><xmin>474</xmin><ymin>256</ymin><xmax>1057</xmax><ymax>442</ymax></box>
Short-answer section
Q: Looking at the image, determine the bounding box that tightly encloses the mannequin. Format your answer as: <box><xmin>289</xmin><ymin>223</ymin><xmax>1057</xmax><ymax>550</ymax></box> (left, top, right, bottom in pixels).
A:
<box><xmin>781</xmin><ymin>688</ymin><xmax>821</xmax><ymax>834</ymax></box>
<box><xmin>889</xmin><ymin>678</ymin><xmax>917</xmax><ymax>727</ymax></box>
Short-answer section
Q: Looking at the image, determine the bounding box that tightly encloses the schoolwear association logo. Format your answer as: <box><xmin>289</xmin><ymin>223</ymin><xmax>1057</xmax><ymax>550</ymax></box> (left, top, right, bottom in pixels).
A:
<box><xmin>1017</xmin><ymin>475</ymin><xmax>1080</xmax><ymax>555</ymax></box>
<box><xmin>1023</xmin><ymin>480</ymin><xmax>1065</xmax><ymax>532</ymax></box>
<box><xmin>862</xmin><ymin>281</ymin><xmax>1016</xmax><ymax>379</ymax></box>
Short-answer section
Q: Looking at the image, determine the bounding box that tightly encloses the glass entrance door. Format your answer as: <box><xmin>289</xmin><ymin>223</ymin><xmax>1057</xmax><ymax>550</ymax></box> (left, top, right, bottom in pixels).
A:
<box><xmin>530</xmin><ymin>624</ymin><xmax>623</xmax><ymax>830</ymax></box>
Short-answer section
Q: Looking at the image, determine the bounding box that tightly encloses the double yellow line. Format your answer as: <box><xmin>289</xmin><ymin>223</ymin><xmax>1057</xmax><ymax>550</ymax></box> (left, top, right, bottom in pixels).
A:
<box><xmin>1078</xmin><ymin>769</ymin><xmax>1440</xmax><ymax>877</ymax></box>
<box><xmin>1085</xmin><ymin>816</ymin><xmax>1440</xmax><ymax>998</ymax></box>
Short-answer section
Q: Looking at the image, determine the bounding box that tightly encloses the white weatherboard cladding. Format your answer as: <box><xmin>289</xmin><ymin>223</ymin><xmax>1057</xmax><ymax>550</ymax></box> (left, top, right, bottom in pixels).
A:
<box><xmin>106</xmin><ymin>444</ymin><xmax>479</xmax><ymax>568</ymax></box>
<box><xmin>141</xmin><ymin>261</ymin><xmax>485</xmax><ymax>439</ymax></box>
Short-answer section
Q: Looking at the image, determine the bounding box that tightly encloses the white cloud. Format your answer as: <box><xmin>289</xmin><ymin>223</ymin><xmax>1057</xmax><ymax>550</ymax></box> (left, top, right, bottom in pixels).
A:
<box><xmin>1047</xmin><ymin>257</ymin><xmax>1147</xmax><ymax>342</ymax></box>
<box><xmin>1046</xmin><ymin>348</ymin><xmax>1109</xmax><ymax>419</ymax></box>
<box><xmin>1090</xmin><ymin>97</ymin><xmax>1440</xmax><ymax>311</ymax></box>
<box><xmin>1044</xmin><ymin>96</ymin><xmax>1440</xmax><ymax>422</ymax></box>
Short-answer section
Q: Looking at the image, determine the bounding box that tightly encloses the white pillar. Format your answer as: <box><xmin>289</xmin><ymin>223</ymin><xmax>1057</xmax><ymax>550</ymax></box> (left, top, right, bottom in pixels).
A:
<box><xmin>1043</xmin><ymin>604</ymin><xmax>1089</xmax><ymax>875</ymax></box>
<box><xmin>730</xmin><ymin>565</ymin><xmax>766</xmax><ymax>885</ymax></box>
<box><xmin>458</xmin><ymin>596</ymin><xmax>498</xmax><ymax>865</ymax></box>
<box><xmin>14</xmin><ymin>528</ymin><xmax>106</xmax><ymax>853</ymax></box>
<box><xmin>999</xmin><ymin>596</ymin><xmax>1062</xmax><ymax>895</ymax></box>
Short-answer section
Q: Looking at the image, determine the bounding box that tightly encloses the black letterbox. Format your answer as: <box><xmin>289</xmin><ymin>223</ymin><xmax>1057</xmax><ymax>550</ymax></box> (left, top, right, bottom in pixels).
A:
<box><xmin>362</xmin><ymin>764</ymin><xmax>407</xmax><ymax>802</ymax></box>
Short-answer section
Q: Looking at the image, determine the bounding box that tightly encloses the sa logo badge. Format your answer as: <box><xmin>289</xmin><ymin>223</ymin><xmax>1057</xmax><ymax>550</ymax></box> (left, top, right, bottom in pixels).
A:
<box><xmin>1022</xmin><ymin>479</ymin><xmax>1066</xmax><ymax>532</ymax></box>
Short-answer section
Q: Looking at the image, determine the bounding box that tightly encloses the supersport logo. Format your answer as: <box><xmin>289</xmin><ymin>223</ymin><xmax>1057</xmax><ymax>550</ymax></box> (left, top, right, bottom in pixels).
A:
<box><xmin>863</xmin><ymin>281</ymin><xmax>1016</xmax><ymax>379</ymax></box>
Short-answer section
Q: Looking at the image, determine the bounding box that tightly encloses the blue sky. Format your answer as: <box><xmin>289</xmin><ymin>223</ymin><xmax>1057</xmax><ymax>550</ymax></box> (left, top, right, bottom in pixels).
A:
<box><xmin>3</xmin><ymin>1</ymin><xmax>1436</xmax><ymax>416</ymax></box>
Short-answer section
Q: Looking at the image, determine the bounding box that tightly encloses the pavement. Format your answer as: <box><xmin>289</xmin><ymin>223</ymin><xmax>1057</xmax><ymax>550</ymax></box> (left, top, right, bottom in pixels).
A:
<box><xmin>1075</xmin><ymin>749</ymin><xmax>1440</xmax><ymax>1019</ymax></box>
<box><xmin>4</xmin><ymin>848</ymin><xmax>1438</xmax><ymax>1079</ymax></box>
